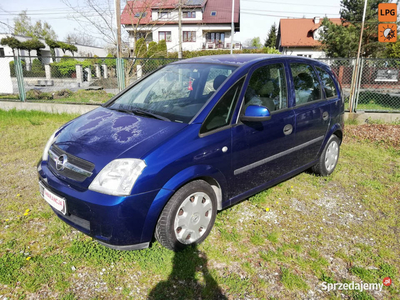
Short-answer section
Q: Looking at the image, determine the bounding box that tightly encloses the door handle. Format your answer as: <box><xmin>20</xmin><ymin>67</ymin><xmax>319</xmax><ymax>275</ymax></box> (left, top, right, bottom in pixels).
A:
<box><xmin>283</xmin><ymin>124</ymin><xmax>293</xmax><ymax>135</ymax></box>
<box><xmin>322</xmin><ymin>111</ymin><xmax>329</xmax><ymax>121</ymax></box>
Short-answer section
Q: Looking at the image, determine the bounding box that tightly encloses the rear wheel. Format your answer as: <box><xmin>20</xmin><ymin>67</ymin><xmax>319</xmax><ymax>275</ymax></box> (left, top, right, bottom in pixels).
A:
<box><xmin>155</xmin><ymin>180</ymin><xmax>217</xmax><ymax>251</ymax></box>
<box><xmin>312</xmin><ymin>135</ymin><xmax>340</xmax><ymax>176</ymax></box>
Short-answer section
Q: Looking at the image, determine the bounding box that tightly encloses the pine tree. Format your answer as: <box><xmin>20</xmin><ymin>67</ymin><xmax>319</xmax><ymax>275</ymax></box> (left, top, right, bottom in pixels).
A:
<box><xmin>264</xmin><ymin>23</ymin><xmax>277</xmax><ymax>48</ymax></box>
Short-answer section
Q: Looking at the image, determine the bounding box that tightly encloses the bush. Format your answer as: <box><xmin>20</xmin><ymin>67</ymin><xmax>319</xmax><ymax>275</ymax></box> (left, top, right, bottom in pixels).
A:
<box><xmin>9</xmin><ymin>60</ymin><xmax>26</xmax><ymax>77</ymax></box>
<box><xmin>53</xmin><ymin>89</ymin><xmax>73</xmax><ymax>99</ymax></box>
<box><xmin>26</xmin><ymin>89</ymin><xmax>52</xmax><ymax>100</ymax></box>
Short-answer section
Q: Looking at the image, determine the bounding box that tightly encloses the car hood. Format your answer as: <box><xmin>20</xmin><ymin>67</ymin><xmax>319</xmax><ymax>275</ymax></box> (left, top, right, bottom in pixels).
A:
<box><xmin>54</xmin><ymin>107</ymin><xmax>187</xmax><ymax>170</ymax></box>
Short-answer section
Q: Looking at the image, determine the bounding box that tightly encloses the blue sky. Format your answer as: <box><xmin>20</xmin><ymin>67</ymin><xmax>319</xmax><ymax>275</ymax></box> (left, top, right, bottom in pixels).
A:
<box><xmin>0</xmin><ymin>0</ymin><xmax>342</xmax><ymax>45</ymax></box>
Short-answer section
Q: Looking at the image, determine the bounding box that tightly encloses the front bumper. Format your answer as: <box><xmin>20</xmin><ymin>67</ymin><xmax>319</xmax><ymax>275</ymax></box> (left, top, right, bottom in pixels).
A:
<box><xmin>38</xmin><ymin>161</ymin><xmax>160</xmax><ymax>249</ymax></box>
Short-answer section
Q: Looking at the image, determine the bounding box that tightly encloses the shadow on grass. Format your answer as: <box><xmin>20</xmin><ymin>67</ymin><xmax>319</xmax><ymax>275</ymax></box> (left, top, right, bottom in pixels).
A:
<box><xmin>148</xmin><ymin>245</ymin><xmax>226</xmax><ymax>300</ymax></box>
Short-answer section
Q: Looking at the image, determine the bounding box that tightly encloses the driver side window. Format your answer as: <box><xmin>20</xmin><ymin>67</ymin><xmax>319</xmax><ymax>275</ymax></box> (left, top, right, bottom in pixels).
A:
<box><xmin>200</xmin><ymin>78</ymin><xmax>244</xmax><ymax>134</ymax></box>
<box><xmin>244</xmin><ymin>63</ymin><xmax>288</xmax><ymax>112</ymax></box>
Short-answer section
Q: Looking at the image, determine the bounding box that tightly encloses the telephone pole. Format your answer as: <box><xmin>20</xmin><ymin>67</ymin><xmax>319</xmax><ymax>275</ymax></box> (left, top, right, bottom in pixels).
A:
<box><xmin>230</xmin><ymin>0</ymin><xmax>235</xmax><ymax>54</ymax></box>
<box><xmin>178</xmin><ymin>0</ymin><xmax>183</xmax><ymax>59</ymax></box>
<box><xmin>115</xmin><ymin>0</ymin><xmax>122</xmax><ymax>59</ymax></box>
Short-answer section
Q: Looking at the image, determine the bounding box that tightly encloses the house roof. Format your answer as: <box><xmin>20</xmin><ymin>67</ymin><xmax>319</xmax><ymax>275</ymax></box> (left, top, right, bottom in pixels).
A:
<box><xmin>121</xmin><ymin>0</ymin><xmax>239</xmax><ymax>25</ymax></box>
<box><xmin>202</xmin><ymin>0</ymin><xmax>239</xmax><ymax>24</ymax></box>
<box><xmin>279</xmin><ymin>18</ymin><xmax>342</xmax><ymax>48</ymax></box>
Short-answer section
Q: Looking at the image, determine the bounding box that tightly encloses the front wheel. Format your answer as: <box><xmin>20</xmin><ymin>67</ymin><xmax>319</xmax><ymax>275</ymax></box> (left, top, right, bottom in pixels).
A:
<box><xmin>155</xmin><ymin>180</ymin><xmax>217</xmax><ymax>251</ymax></box>
<box><xmin>312</xmin><ymin>135</ymin><xmax>341</xmax><ymax>176</ymax></box>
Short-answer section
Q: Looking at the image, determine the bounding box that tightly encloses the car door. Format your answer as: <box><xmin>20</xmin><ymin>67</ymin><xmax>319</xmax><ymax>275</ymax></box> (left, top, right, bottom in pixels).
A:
<box><xmin>289</xmin><ymin>61</ymin><xmax>331</xmax><ymax>169</ymax></box>
<box><xmin>230</xmin><ymin>61</ymin><xmax>296</xmax><ymax>198</ymax></box>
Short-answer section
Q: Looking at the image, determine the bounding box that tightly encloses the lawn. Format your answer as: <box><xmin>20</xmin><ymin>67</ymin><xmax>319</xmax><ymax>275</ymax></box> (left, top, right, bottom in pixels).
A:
<box><xmin>0</xmin><ymin>109</ymin><xmax>399</xmax><ymax>299</ymax></box>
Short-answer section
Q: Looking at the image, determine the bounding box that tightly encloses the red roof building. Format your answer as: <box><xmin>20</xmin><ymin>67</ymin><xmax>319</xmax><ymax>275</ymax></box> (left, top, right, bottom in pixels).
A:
<box><xmin>121</xmin><ymin>0</ymin><xmax>240</xmax><ymax>53</ymax></box>
<box><xmin>277</xmin><ymin>17</ymin><xmax>342</xmax><ymax>58</ymax></box>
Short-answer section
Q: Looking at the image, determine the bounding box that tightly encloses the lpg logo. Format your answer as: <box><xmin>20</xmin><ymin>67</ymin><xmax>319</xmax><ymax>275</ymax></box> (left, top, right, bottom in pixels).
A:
<box><xmin>378</xmin><ymin>3</ymin><xmax>397</xmax><ymax>22</ymax></box>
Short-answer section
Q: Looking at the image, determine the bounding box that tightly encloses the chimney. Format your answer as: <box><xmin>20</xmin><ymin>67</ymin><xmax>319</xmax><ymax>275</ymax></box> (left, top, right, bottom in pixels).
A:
<box><xmin>314</xmin><ymin>16</ymin><xmax>320</xmax><ymax>24</ymax></box>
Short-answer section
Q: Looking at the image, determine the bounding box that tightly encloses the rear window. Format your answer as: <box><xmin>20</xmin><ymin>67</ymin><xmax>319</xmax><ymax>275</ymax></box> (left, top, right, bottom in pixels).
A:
<box><xmin>316</xmin><ymin>67</ymin><xmax>338</xmax><ymax>98</ymax></box>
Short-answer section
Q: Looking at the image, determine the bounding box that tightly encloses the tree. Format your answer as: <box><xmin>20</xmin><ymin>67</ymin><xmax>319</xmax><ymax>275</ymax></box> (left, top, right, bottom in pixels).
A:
<box><xmin>135</xmin><ymin>38</ymin><xmax>147</xmax><ymax>58</ymax></box>
<box><xmin>45</xmin><ymin>38</ymin><xmax>60</xmax><ymax>62</ymax></box>
<box><xmin>264</xmin><ymin>23</ymin><xmax>277</xmax><ymax>48</ymax></box>
<box><xmin>14</xmin><ymin>10</ymin><xmax>57</xmax><ymax>40</ymax></box>
<box><xmin>320</xmin><ymin>0</ymin><xmax>390</xmax><ymax>58</ymax></box>
<box><xmin>319</xmin><ymin>17</ymin><xmax>359</xmax><ymax>58</ymax></box>
<box><xmin>65</xmin><ymin>32</ymin><xmax>97</xmax><ymax>46</ymax></box>
<box><xmin>0</xmin><ymin>36</ymin><xmax>22</xmax><ymax>56</ymax></box>
<box><xmin>20</xmin><ymin>39</ymin><xmax>45</xmax><ymax>64</ymax></box>
<box><xmin>58</xmin><ymin>42</ymin><xmax>78</xmax><ymax>56</ymax></box>
<box><xmin>157</xmin><ymin>39</ymin><xmax>168</xmax><ymax>58</ymax></box>
<box><xmin>244</xmin><ymin>37</ymin><xmax>263</xmax><ymax>49</ymax></box>
<box><xmin>385</xmin><ymin>39</ymin><xmax>400</xmax><ymax>58</ymax></box>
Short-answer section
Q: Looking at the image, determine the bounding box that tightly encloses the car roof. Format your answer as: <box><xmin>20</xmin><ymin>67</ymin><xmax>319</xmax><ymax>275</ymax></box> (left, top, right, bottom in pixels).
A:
<box><xmin>171</xmin><ymin>54</ymin><xmax>323</xmax><ymax>67</ymax></box>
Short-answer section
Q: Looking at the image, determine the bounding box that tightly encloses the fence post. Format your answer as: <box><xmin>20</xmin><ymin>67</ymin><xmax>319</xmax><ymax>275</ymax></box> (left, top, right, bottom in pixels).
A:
<box><xmin>14</xmin><ymin>57</ymin><xmax>26</xmax><ymax>102</ymax></box>
<box><xmin>76</xmin><ymin>64</ymin><xmax>83</xmax><ymax>86</ymax></box>
<box><xmin>354</xmin><ymin>57</ymin><xmax>364</xmax><ymax>112</ymax></box>
<box><xmin>45</xmin><ymin>64</ymin><xmax>51</xmax><ymax>80</ymax></box>
<box><xmin>137</xmin><ymin>64</ymin><xmax>142</xmax><ymax>79</ymax></box>
<box><xmin>102</xmin><ymin>64</ymin><xmax>108</xmax><ymax>79</ymax></box>
<box><xmin>85</xmin><ymin>67</ymin><xmax>92</xmax><ymax>83</ymax></box>
<box><xmin>95</xmin><ymin>64</ymin><xmax>101</xmax><ymax>78</ymax></box>
<box><xmin>116</xmin><ymin>58</ymin><xmax>125</xmax><ymax>91</ymax></box>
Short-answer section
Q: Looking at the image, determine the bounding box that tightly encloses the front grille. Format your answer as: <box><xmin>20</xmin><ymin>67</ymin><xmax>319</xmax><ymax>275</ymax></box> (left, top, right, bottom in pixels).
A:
<box><xmin>48</xmin><ymin>145</ymin><xmax>95</xmax><ymax>182</ymax></box>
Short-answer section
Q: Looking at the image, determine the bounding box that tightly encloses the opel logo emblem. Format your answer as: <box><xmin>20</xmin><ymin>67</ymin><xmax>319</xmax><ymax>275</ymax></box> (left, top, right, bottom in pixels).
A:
<box><xmin>55</xmin><ymin>154</ymin><xmax>68</xmax><ymax>171</ymax></box>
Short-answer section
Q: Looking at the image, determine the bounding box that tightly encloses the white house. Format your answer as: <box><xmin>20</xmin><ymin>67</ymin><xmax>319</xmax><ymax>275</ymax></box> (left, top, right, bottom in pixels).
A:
<box><xmin>276</xmin><ymin>17</ymin><xmax>342</xmax><ymax>58</ymax></box>
<box><xmin>121</xmin><ymin>0</ymin><xmax>241</xmax><ymax>53</ymax></box>
<box><xmin>0</xmin><ymin>34</ymin><xmax>108</xmax><ymax>93</ymax></box>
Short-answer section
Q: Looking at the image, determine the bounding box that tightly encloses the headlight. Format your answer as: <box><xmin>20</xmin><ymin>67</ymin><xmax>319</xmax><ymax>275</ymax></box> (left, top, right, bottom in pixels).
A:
<box><xmin>42</xmin><ymin>129</ymin><xmax>58</xmax><ymax>161</ymax></box>
<box><xmin>89</xmin><ymin>159</ymin><xmax>146</xmax><ymax>196</ymax></box>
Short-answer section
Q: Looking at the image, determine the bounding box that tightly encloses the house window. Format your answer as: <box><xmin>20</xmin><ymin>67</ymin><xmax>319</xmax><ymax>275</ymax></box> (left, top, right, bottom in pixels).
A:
<box><xmin>183</xmin><ymin>11</ymin><xmax>196</xmax><ymax>18</ymax></box>
<box><xmin>134</xmin><ymin>12</ymin><xmax>147</xmax><ymax>18</ymax></box>
<box><xmin>159</xmin><ymin>31</ymin><xmax>172</xmax><ymax>42</ymax></box>
<box><xmin>206</xmin><ymin>32</ymin><xmax>225</xmax><ymax>43</ymax></box>
<box><xmin>158</xmin><ymin>12</ymin><xmax>171</xmax><ymax>19</ymax></box>
<box><xmin>183</xmin><ymin>31</ymin><xmax>196</xmax><ymax>42</ymax></box>
<box><xmin>210</xmin><ymin>11</ymin><xmax>217</xmax><ymax>16</ymax></box>
<box><xmin>0</xmin><ymin>48</ymin><xmax>4</xmax><ymax>57</ymax></box>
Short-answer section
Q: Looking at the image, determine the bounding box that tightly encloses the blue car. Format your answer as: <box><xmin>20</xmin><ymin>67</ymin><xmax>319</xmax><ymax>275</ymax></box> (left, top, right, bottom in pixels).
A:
<box><xmin>38</xmin><ymin>55</ymin><xmax>344</xmax><ymax>251</ymax></box>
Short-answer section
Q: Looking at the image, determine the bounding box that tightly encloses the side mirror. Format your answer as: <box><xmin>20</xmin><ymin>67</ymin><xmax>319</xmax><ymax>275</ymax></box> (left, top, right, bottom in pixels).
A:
<box><xmin>240</xmin><ymin>105</ymin><xmax>271</xmax><ymax>122</ymax></box>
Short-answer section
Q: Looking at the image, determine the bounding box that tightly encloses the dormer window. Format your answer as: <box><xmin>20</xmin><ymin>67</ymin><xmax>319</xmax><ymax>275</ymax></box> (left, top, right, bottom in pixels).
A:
<box><xmin>134</xmin><ymin>12</ymin><xmax>147</xmax><ymax>18</ymax></box>
<box><xmin>183</xmin><ymin>11</ymin><xmax>196</xmax><ymax>18</ymax></box>
<box><xmin>210</xmin><ymin>11</ymin><xmax>217</xmax><ymax>16</ymax></box>
<box><xmin>158</xmin><ymin>12</ymin><xmax>171</xmax><ymax>19</ymax></box>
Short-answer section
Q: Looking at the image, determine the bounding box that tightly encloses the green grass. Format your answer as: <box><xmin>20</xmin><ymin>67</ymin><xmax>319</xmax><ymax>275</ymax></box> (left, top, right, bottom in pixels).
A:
<box><xmin>0</xmin><ymin>89</ymin><xmax>114</xmax><ymax>104</ymax></box>
<box><xmin>0</xmin><ymin>109</ymin><xmax>399</xmax><ymax>299</ymax></box>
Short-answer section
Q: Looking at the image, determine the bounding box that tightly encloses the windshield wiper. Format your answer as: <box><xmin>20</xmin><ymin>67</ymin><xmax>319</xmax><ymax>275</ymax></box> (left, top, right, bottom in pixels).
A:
<box><xmin>130</xmin><ymin>108</ymin><xmax>171</xmax><ymax>122</ymax></box>
<box><xmin>108</xmin><ymin>107</ymin><xmax>135</xmax><ymax>115</ymax></box>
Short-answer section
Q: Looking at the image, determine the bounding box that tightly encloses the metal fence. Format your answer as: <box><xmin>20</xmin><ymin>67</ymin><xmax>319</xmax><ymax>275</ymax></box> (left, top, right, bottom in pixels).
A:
<box><xmin>0</xmin><ymin>56</ymin><xmax>179</xmax><ymax>104</ymax></box>
<box><xmin>0</xmin><ymin>56</ymin><xmax>399</xmax><ymax>112</ymax></box>
<box><xmin>317</xmin><ymin>58</ymin><xmax>400</xmax><ymax>112</ymax></box>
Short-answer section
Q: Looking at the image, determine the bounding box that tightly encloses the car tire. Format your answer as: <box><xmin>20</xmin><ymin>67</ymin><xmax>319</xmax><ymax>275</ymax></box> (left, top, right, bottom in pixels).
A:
<box><xmin>155</xmin><ymin>180</ymin><xmax>217</xmax><ymax>251</ymax></box>
<box><xmin>312</xmin><ymin>135</ymin><xmax>341</xmax><ymax>176</ymax></box>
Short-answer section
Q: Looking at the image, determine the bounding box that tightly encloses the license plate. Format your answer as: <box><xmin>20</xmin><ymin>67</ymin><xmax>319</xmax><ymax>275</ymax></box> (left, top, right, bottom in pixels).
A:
<box><xmin>39</xmin><ymin>182</ymin><xmax>67</xmax><ymax>215</ymax></box>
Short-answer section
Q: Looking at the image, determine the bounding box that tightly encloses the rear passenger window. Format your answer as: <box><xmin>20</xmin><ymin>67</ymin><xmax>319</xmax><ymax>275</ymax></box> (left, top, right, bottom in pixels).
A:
<box><xmin>290</xmin><ymin>63</ymin><xmax>322</xmax><ymax>105</ymax></box>
<box><xmin>244</xmin><ymin>63</ymin><xmax>287</xmax><ymax>112</ymax></box>
<box><xmin>316</xmin><ymin>67</ymin><xmax>338</xmax><ymax>98</ymax></box>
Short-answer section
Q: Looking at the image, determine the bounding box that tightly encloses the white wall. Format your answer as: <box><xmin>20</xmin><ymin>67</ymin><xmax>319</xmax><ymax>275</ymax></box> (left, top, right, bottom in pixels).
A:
<box><xmin>0</xmin><ymin>57</ymin><xmax>13</xmax><ymax>93</ymax></box>
<box><xmin>281</xmin><ymin>47</ymin><xmax>326</xmax><ymax>59</ymax></box>
<box><xmin>130</xmin><ymin>23</ymin><xmax>233</xmax><ymax>53</ymax></box>
<box><xmin>151</xmin><ymin>8</ymin><xmax>203</xmax><ymax>22</ymax></box>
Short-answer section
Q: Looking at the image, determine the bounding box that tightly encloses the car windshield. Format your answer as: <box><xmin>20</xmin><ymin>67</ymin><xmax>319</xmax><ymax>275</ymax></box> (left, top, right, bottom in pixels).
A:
<box><xmin>108</xmin><ymin>63</ymin><xmax>237</xmax><ymax>123</ymax></box>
